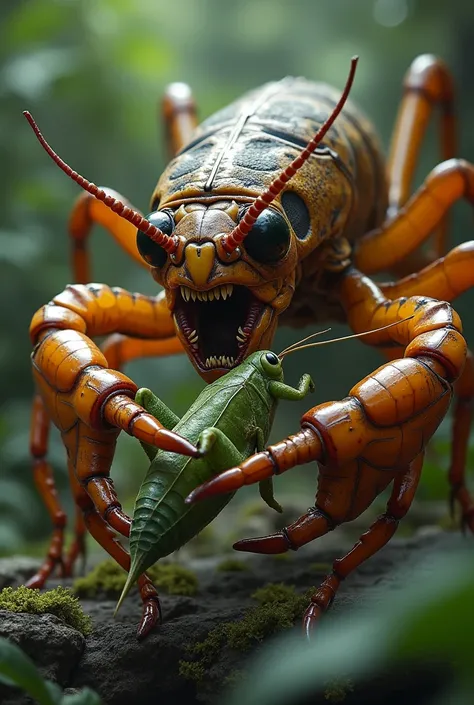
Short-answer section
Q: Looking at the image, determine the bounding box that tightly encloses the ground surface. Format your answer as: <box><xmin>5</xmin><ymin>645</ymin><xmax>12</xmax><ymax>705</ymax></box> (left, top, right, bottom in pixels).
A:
<box><xmin>0</xmin><ymin>526</ymin><xmax>466</xmax><ymax>705</ymax></box>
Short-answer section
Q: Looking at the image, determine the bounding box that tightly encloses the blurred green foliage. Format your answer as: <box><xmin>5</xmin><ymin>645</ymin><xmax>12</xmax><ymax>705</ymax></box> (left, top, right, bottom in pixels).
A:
<box><xmin>0</xmin><ymin>636</ymin><xmax>101</xmax><ymax>705</ymax></box>
<box><xmin>1</xmin><ymin>0</ymin><xmax>474</xmax><ymax>554</ymax></box>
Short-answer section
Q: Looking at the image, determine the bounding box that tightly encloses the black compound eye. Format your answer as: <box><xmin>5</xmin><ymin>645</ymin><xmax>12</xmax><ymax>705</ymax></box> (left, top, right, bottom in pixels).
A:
<box><xmin>243</xmin><ymin>208</ymin><xmax>291</xmax><ymax>264</ymax></box>
<box><xmin>265</xmin><ymin>352</ymin><xmax>279</xmax><ymax>365</ymax></box>
<box><xmin>136</xmin><ymin>210</ymin><xmax>174</xmax><ymax>267</ymax></box>
<box><xmin>281</xmin><ymin>191</ymin><xmax>310</xmax><ymax>240</ymax></box>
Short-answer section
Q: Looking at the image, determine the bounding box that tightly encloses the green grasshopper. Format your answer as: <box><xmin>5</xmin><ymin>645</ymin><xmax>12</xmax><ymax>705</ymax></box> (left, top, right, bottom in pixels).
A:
<box><xmin>116</xmin><ymin>349</ymin><xmax>315</xmax><ymax>613</ymax></box>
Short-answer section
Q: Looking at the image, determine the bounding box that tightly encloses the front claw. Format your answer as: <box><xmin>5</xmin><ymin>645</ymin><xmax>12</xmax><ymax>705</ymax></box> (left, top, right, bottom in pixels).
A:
<box><xmin>103</xmin><ymin>394</ymin><xmax>201</xmax><ymax>458</ymax></box>
<box><xmin>233</xmin><ymin>531</ymin><xmax>292</xmax><ymax>554</ymax></box>
<box><xmin>186</xmin><ymin>452</ymin><xmax>275</xmax><ymax>504</ymax></box>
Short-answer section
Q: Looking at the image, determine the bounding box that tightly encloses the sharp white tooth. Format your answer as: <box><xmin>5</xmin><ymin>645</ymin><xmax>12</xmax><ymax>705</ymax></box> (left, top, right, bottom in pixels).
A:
<box><xmin>238</xmin><ymin>326</ymin><xmax>247</xmax><ymax>338</ymax></box>
<box><xmin>196</xmin><ymin>291</ymin><xmax>201</xmax><ymax>302</ymax></box>
<box><xmin>180</xmin><ymin>286</ymin><xmax>186</xmax><ymax>301</ymax></box>
<box><xmin>227</xmin><ymin>284</ymin><xmax>233</xmax><ymax>297</ymax></box>
<box><xmin>189</xmin><ymin>330</ymin><xmax>198</xmax><ymax>343</ymax></box>
<box><xmin>205</xmin><ymin>358</ymin><xmax>210</xmax><ymax>368</ymax></box>
<box><xmin>214</xmin><ymin>287</ymin><xmax>220</xmax><ymax>301</ymax></box>
<box><xmin>208</xmin><ymin>289</ymin><xmax>214</xmax><ymax>302</ymax></box>
<box><xmin>191</xmin><ymin>290</ymin><xmax>197</xmax><ymax>302</ymax></box>
<box><xmin>201</xmin><ymin>291</ymin><xmax>208</xmax><ymax>302</ymax></box>
<box><xmin>220</xmin><ymin>286</ymin><xmax>227</xmax><ymax>301</ymax></box>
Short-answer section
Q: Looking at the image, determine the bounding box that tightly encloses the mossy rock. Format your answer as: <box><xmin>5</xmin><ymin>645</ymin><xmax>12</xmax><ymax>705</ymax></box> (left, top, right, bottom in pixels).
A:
<box><xmin>73</xmin><ymin>560</ymin><xmax>198</xmax><ymax>598</ymax></box>
<box><xmin>0</xmin><ymin>585</ymin><xmax>92</xmax><ymax>635</ymax></box>
<box><xmin>179</xmin><ymin>582</ymin><xmax>313</xmax><ymax>682</ymax></box>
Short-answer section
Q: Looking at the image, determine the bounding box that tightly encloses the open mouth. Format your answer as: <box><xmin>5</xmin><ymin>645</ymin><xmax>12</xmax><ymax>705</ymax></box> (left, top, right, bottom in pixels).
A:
<box><xmin>173</xmin><ymin>284</ymin><xmax>265</xmax><ymax>371</ymax></box>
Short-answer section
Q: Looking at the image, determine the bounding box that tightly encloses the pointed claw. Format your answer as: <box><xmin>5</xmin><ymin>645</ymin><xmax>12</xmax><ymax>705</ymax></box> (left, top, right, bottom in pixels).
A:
<box><xmin>137</xmin><ymin>598</ymin><xmax>162</xmax><ymax>640</ymax></box>
<box><xmin>186</xmin><ymin>452</ymin><xmax>275</xmax><ymax>504</ymax></box>
<box><xmin>103</xmin><ymin>394</ymin><xmax>200</xmax><ymax>457</ymax></box>
<box><xmin>233</xmin><ymin>531</ymin><xmax>291</xmax><ymax>554</ymax></box>
<box><xmin>302</xmin><ymin>604</ymin><xmax>321</xmax><ymax>640</ymax></box>
<box><xmin>186</xmin><ymin>467</ymin><xmax>245</xmax><ymax>504</ymax></box>
<box><xmin>154</xmin><ymin>428</ymin><xmax>201</xmax><ymax>457</ymax></box>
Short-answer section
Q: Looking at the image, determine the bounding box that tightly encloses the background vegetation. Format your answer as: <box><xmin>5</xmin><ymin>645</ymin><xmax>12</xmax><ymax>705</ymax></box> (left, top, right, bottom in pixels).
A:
<box><xmin>1</xmin><ymin>0</ymin><xmax>473</xmax><ymax>555</ymax></box>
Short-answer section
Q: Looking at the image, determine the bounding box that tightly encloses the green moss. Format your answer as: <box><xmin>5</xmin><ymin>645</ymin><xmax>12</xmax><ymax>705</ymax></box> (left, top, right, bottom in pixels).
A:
<box><xmin>216</xmin><ymin>558</ymin><xmax>249</xmax><ymax>572</ymax></box>
<box><xmin>180</xmin><ymin>582</ymin><xmax>313</xmax><ymax>682</ymax></box>
<box><xmin>178</xmin><ymin>660</ymin><xmax>206</xmax><ymax>682</ymax></box>
<box><xmin>149</xmin><ymin>563</ymin><xmax>198</xmax><ymax>596</ymax></box>
<box><xmin>251</xmin><ymin>582</ymin><xmax>300</xmax><ymax>605</ymax></box>
<box><xmin>73</xmin><ymin>559</ymin><xmax>198</xmax><ymax>598</ymax></box>
<box><xmin>323</xmin><ymin>677</ymin><xmax>355</xmax><ymax>702</ymax></box>
<box><xmin>73</xmin><ymin>560</ymin><xmax>128</xmax><ymax>598</ymax></box>
<box><xmin>0</xmin><ymin>586</ymin><xmax>92</xmax><ymax>635</ymax></box>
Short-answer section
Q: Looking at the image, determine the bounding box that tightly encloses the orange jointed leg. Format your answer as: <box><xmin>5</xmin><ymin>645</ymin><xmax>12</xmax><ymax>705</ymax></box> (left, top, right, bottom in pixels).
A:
<box><xmin>69</xmin><ymin>188</ymin><xmax>148</xmax><ymax>283</ymax></box>
<box><xmin>27</xmin><ymin>394</ymin><xmax>67</xmax><ymax>588</ymax></box>
<box><xmin>303</xmin><ymin>453</ymin><xmax>423</xmax><ymax>636</ymax></box>
<box><xmin>101</xmin><ymin>334</ymin><xmax>184</xmax><ymax>371</ymax></box>
<box><xmin>354</xmin><ymin>159</ymin><xmax>474</xmax><ymax>274</ymax></box>
<box><xmin>378</xmin><ymin>241</ymin><xmax>474</xmax><ymax>301</ymax></box>
<box><xmin>189</xmin><ymin>270</ymin><xmax>466</xmax><ymax>560</ymax></box>
<box><xmin>387</xmin><ymin>55</ymin><xmax>456</xmax><ymax>260</ymax></box>
<box><xmin>28</xmin><ymin>283</ymin><xmax>199</xmax><ymax>591</ymax></box>
<box><xmin>162</xmin><ymin>83</ymin><xmax>198</xmax><ymax>157</ymax></box>
<box><xmin>30</xmin><ymin>284</ymin><xmax>198</xmax><ymax>457</ymax></box>
<box><xmin>377</xmin><ymin>246</ymin><xmax>474</xmax><ymax>531</ymax></box>
<box><xmin>449</xmin><ymin>350</ymin><xmax>474</xmax><ymax>531</ymax></box>
<box><xmin>71</xmin><ymin>476</ymin><xmax>161</xmax><ymax>639</ymax></box>
<box><xmin>63</xmin><ymin>504</ymin><xmax>87</xmax><ymax>577</ymax></box>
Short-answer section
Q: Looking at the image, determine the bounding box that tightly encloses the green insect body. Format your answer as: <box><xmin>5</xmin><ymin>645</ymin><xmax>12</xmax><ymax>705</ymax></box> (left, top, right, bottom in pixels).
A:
<box><xmin>116</xmin><ymin>351</ymin><xmax>314</xmax><ymax>611</ymax></box>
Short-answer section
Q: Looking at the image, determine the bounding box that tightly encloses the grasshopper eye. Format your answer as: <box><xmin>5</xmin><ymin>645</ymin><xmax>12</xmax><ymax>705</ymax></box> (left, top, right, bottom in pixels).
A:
<box><xmin>265</xmin><ymin>352</ymin><xmax>279</xmax><ymax>365</ymax></box>
<box><xmin>137</xmin><ymin>210</ymin><xmax>175</xmax><ymax>267</ymax></box>
<box><xmin>261</xmin><ymin>351</ymin><xmax>282</xmax><ymax>377</ymax></box>
<box><xmin>242</xmin><ymin>208</ymin><xmax>290</xmax><ymax>265</ymax></box>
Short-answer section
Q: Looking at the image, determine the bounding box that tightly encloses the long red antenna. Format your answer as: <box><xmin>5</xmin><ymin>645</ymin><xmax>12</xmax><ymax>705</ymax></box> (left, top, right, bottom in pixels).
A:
<box><xmin>23</xmin><ymin>111</ymin><xmax>178</xmax><ymax>255</ymax></box>
<box><xmin>221</xmin><ymin>56</ymin><xmax>359</xmax><ymax>255</ymax></box>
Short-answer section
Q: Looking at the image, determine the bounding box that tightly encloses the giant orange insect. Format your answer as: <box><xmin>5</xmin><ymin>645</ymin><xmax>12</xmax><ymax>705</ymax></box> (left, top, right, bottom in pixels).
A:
<box><xmin>25</xmin><ymin>54</ymin><xmax>474</xmax><ymax>637</ymax></box>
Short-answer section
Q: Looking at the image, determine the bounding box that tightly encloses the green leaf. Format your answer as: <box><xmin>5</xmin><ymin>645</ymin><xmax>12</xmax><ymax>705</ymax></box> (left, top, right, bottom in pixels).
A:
<box><xmin>61</xmin><ymin>687</ymin><xmax>103</xmax><ymax>705</ymax></box>
<box><xmin>0</xmin><ymin>637</ymin><xmax>59</xmax><ymax>705</ymax></box>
